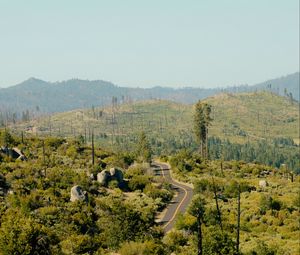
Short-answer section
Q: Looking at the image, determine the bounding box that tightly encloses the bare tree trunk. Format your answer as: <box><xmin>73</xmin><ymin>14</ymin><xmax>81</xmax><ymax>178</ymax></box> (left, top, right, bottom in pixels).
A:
<box><xmin>236</xmin><ymin>185</ymin><xmax>241</xmax><ymax>253</ymax></box>
<box><xmin>220</xmin><ymin>160</ymin><xmax>224</xmax><ymax>177</ymax></box>
<box><xmin>206</xmin><ymin>128</ymin><xmax>208</xmax><ymax>159</ymax></box>
<box><xmin>91</xmin><ymin>130</ymin><xmax>95</xmax><ymax>166</ymax></box>
<box><xmin>200</xmin><ymin>141</ymin><xmax>203</xmax><ymax>158</ymax></box>
<box><xmin>212</xmin><ymin>176</ymin><xmax>223</xmax><ymax>231</ymax></box>
<box><xmin>197</xmin><ymin>213</ymin><xmax>203</xmax><ymax>255</ymax></box>
<box><xmin>42</xmin><ymin>140</ymin><xmax>45</xmax><ymax>165</ymax></box>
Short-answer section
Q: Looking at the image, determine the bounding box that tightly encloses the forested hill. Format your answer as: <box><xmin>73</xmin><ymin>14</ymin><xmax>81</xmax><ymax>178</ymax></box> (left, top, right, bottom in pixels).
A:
<box><xmin>0</xmin><ymin>72</ymin><xmax>298</xmax><ymax>116</ymax></box>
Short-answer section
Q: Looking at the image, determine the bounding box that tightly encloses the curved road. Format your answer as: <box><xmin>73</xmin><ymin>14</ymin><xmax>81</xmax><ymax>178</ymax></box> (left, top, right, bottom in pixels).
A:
<box><xmin>153</xmin><ymin>162</ymin><xmax>193</xmax><ymax>232</ymax></box>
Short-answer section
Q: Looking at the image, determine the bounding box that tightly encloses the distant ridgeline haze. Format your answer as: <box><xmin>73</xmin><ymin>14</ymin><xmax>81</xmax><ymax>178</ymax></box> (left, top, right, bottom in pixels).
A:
<box><xmin>0</xmin><ymin>72</ymin><xmax>298</xmax><ymax>123</ymax></box>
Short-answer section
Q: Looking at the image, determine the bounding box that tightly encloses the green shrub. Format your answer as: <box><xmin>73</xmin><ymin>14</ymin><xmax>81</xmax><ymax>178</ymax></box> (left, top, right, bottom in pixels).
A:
<box><xmin>128</xmin><ymin>175</ymin><xmax>151</xmax><ymax>191</ymax></box>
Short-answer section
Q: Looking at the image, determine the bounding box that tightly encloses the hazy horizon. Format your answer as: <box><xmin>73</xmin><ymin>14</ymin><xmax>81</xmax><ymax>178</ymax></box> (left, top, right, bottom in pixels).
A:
<box><xmin>0</xmin><ymin>1</ymin><xmax>299</xmax><ymax>88</ymax></box>
<box><xmin>0</xmin><ymin>71</ymin><xmax>299</xmax><ymax>90</ymax></box>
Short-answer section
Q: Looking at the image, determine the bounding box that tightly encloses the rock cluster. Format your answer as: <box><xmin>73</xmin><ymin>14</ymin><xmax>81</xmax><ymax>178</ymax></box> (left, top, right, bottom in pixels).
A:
<box><xmin>97</xmin><ymin>167</ymin><xmax>123</xmax><ymax>186</ymax></box>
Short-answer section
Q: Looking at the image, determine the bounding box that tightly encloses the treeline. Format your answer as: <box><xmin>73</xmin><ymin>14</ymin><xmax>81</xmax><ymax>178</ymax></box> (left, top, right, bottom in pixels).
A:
<box><xmin>148</xmin><ymin>134</ymin><xmax>299</xmax><ymax>174</ymax></box>
<box><xmin>208</xmin><ymin>137</ymin><xmax>300</xmax><ymax>174</ymax></box>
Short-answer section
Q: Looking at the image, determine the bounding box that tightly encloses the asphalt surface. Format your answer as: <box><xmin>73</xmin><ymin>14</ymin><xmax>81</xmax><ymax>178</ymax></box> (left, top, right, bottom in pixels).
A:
<box><xmin>153</xmin><ymin>162</ymin><xmax>194</xmax><ymax>232</ymax></box>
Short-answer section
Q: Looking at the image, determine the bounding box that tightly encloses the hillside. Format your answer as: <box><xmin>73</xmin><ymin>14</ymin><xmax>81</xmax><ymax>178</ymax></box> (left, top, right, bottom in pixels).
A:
<box><xmin>206</xmin><ymin>92</ymin><xmax>299</xmax><ymax>143</ymax></box>
<box><xmin>13</xmin><ymin>91</ymin><xmax>299</xmax><ymax>143</ymax></box>
<box><xmin>0</xmin><ymin>73</ymin><xmax>298</xmax><ymax>119</ymax></box>
<box><xmin>10</xmin><ymin>91</ymin><xmax>299</xmax><ymax>173</ymax></box>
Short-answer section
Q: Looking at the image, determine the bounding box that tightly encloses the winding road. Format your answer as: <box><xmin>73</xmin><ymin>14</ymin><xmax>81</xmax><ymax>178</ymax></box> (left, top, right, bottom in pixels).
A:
<box><xmin>153</xmin><ymin>162</ymin><xmax>193</xmax><ymax>232</ymax></box>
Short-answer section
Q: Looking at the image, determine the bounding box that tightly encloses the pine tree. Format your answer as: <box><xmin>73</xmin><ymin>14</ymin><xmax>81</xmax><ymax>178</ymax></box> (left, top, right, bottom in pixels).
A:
<box><xmin>194</xmin><ymin>101</ymin><xmax>212</xmax><ymax>158</ymax></box>
<box><xmin>136</xmin><ymin>132</ymin><xmax>152</xmax><ymax>163</ymax></box>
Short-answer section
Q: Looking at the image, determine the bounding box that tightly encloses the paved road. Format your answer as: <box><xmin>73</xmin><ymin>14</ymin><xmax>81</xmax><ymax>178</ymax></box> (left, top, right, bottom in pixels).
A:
<box><xmin>153</xmin><ymin>162</ymin><xmax>193</xmax><ymax>232</ymax></box>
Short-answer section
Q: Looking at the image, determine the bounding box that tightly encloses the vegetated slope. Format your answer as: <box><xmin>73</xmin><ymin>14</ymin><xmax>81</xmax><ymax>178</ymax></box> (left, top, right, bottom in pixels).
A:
<box><xmin>206</xmin><ymin>91</ymin><xmax>299</xmax><ymax>143</ymax></box>
<box><xmin>13</xmin><ymin>91</ymin><xmax>299</xmax><ymax>144</ymax></box>
<box><xmin>13</xmin><ymin>91</ymin><xmax>299</xmax><ymax>173</ymax></box>
<box><xmin>0</xmin><ymin>73</ymin><xmax>298</xmax><ymax>116</ymax></box>
<box><xmin>0</xmin><ymin>130</ymin><xmax>299</xmax><ymax>254</ymax></box>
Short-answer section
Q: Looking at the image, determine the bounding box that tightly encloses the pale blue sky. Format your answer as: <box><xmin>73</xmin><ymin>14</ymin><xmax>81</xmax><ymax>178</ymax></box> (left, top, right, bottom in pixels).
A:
<box><xmin>0</xmin><ymin>0</ymin><xmax>298</xmax><ymax>88</ymax></box>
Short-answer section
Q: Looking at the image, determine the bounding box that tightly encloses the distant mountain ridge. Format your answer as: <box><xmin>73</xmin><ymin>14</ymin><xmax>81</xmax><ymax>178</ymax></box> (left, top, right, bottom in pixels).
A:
<box><xmin>0</xmin><ymin>72</ymin><xmax>298</xmax><ymax>116</ymax></box>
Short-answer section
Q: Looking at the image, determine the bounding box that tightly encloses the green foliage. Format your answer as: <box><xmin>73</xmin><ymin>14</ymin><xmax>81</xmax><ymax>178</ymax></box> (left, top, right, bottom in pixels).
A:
<box><xmin>293</xmin><ymin>191</ymin><xmax>300</xmax><ymax>208</ymax></box>
<box><xmin>136</xmin><ymin>132</ymin><xmax>152</xmax><ymax>163</ymax></box>
<box><xmin>60</xmin><ymin>234</ymin><xmax>99</xmax><ymax>255</ymax></box>
<box><xmin>194</xmin><ymin>178</ymin><xmax>215</xmax><ymax>194</ymax></box>
<box><xmin>0</xmin><ymin>133</ymin><xmax>164</xmax><ymax>254</ymax></box>
<box><xmin>108</xmin><ymin>179</ymin><xmax>119</xmax><ymax>189</ymax></box>
<box><xmin>208</xmin><ymin>137</ymin><xmax>300</xmax><ymax>173</ymax></box>
<box><xmin>96</xmin><ymin>196</ymin><xmax>156</xmax><ymax>249</ymax></box>
<box><xmin>203</xmin><ymin>229</ymin><xmax>237</xmax><ymax>255</ymax></box>
<box><xmin>169</xmin><ymin>150</ymin><xmax>204</xmax><ymax>173</ymax></box>
<box><xmin>163</xmin><ymin>230</ymin><xmax>188</xmax><ymax>252</ymax></box>
<box><xmin>44</xmin><ymin>137</ymin><xmax>66</xmax><ymax>149</ymax></box>
<box><xmin>188</xmin><ymin>194</ymin><xmax>206</xmax><ymax>219</ymax></box>
<box><xmin>224</xmin><ymin>180</ymin><xmax>253</xmax><ymax>198</ymax></box>
<box><xmin>0</xmin><ymin>210</ymin><xmax>53</xmax><ymax>255</ymax></box>
<box><xmin>143</xmin><ymin>183</ymin><xmax>173</xmax><ymax>203</ymax></box>
<box><xmin>128</xmin><ymin>175</ymin><xmax>151</xmax><ymax>191</ymax></box>
<box><xmin>0</xmin><ymin>127</ymin><xmax>299</xmax><ymax>254</ymax></box>
<box><xmin>175</xmin><ymin>213</ymin><xmax>197</xmax><ymax>232</ymax></box>
<box><xmin>260</xmin><ymin>195</ymin><xmax>282</xmax><ymax>214</ymax></box>
<box><xmin>246</xmin><ymin>240</ymin><xmax>282</xmax><ymax>255</ymax></box>
<box><xmin>194</xmin><ymin>101</ymin><xmax>212</xmax><ymax>157</ymax></box>
<box><xmin>119</xmin><ymin>240</ymin><xmax>166</xmax><ymax>255</ymax></box>
<box><xmin>0</xmin><ymin>130</ymin><xmax>15</xmax><ymax>147</ymax></box>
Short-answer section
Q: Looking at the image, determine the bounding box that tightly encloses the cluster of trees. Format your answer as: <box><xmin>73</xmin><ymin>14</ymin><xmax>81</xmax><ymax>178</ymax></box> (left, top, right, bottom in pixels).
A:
<box><xmin>208</xmin><ymin>137</ymin><xmax>300</xmax><ymax>173</ymax></box>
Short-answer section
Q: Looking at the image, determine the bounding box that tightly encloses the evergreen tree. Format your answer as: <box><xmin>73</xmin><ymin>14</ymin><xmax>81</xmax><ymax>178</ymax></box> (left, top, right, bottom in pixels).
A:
<box><xmin>0</xmin><ymin>129</ymin><xmax>14</xmax><ymax>148</ymax></box>
<box><xmin>136</xmin><ymin>132</ymin><xmax>152</xmax><ymax>163</ymax></box>
<box><xmin>194</xmin><ymin>101</ymin><xmax>212</xmax><ymax>158</ymax></box>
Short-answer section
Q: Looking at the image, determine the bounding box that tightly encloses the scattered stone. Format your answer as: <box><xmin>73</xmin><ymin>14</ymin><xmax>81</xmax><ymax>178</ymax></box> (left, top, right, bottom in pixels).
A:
<box><xmin>97</xmin><ymin>170</ymin><xmax>110</xmax><ymax>185</ymax></box>
<box><xmin>110</xmin><ymin>167</ymin><xmax>124</xmax><ymax>183</ymax></box>
<box><xmin>89</xmin><ymin>173</ymin><xmax>94</xmax><ymax>180</ymax></box>
<box><xmin>259</xmin><ymin>180</ymin><xmax>268</xmax><ymax>188</ymax></box>
<box><xmin>70</xmin><ymin>185</ymin><xmax>87</xmax><ymax>202</ymax></box>
<box><xmin>109</xmin><ymin>167</ymin><xmax>116</xmax><ymax>176</ymax></box>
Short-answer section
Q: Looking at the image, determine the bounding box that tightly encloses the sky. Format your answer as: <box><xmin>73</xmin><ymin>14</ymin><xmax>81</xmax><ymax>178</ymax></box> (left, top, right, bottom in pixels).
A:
<box><xmin>0</xmin><ymin>0</ymin><xmax>299</xmax><ymax>88</ymax></box>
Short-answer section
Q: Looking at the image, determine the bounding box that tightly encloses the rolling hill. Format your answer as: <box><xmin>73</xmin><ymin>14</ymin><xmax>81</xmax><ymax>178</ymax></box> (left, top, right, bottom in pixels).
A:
<box><xmin>0</xmin><ymin>73</ymin><xmax>298</xmax><ymax>118</ymax></box>
<box><xmin>11</xmin><ymin>91</ymin><xmax>299</xmax><ymax>145</ymax></box>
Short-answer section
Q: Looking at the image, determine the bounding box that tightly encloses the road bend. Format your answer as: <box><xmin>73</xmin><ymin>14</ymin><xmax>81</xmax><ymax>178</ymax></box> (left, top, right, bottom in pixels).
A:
<box><xmin>153</xmin><ymin>162</ymin><xmax>193</xmax><ymax>232</ymax></box>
